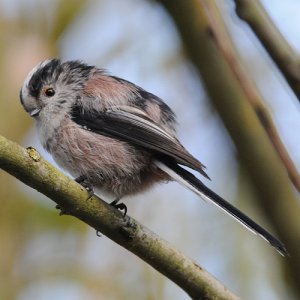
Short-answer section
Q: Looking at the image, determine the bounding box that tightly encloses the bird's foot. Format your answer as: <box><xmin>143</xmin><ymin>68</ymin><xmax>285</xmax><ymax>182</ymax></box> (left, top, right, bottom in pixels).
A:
<box><xmin>110</xmin><ymin>197</ymin><xmax>127</xmax><ymax>216</ymax></box>
<box><xmin>75</xmin><ymin>175</ymin><xmax>94</xmax><ymax>200</ymax></box>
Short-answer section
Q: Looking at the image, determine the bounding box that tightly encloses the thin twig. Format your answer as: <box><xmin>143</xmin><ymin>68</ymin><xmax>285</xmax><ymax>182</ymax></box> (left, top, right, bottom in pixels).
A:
<box><xmin>157</xmin><ymin>0</ymin><xmax>300</xmax><ymax>296</ymax></box>
<box><xmin>0</xmin><ymin>134</ymin><xmax>239</xmax><ymax>300</ymax></box>
<box><xmin>234</xmin><ymin>0</ymin><xmax>300</xmax><ymax>103</ymax></box>
<box><xmin>202</xmin><ymin>0</ymin><xmax>300</xmax><ymax>192</ymax></box>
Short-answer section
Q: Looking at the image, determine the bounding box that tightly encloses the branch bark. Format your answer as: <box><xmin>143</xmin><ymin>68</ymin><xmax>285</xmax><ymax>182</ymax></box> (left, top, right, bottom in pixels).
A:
<box><xmin>202</xmin><ymin>1</ymin><xmax>300</xmax><ymax>193</ymax></box>
<box><xmin>234</xmin><ymin>0</ymin><xmax>300</xmax><ymax>103</ymax></box>
<box><xmin>157</xmin><ymin>0</ymin><xmax>300</xmax><ymax>296</ymax></box>
<box><xmin>0</xmin><ymin>134</ymin><xmax>239</xmax><ymax>300</ymax></box>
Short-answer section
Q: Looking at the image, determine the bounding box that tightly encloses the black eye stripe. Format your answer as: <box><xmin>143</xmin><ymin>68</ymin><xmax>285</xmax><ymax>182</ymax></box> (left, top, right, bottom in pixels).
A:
<box><xmin>28</xmin><ymin>59</ymin><xmax>61</xmax><ymax>98</ymax></box>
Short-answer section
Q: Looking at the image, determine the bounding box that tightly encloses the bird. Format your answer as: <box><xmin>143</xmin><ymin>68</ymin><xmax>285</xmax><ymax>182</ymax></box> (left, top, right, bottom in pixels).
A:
<box><xmin>20</xmin><ymin>59</ymin><xmax>287</xmax><ymax>256</ymax></box>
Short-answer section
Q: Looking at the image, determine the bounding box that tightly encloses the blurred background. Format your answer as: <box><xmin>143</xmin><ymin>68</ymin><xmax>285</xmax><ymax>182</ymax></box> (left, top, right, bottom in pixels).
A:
<box><xmin>0</xmin><ymin>0</ymin><xmax>299</xmax><ymax>299</ymax></box>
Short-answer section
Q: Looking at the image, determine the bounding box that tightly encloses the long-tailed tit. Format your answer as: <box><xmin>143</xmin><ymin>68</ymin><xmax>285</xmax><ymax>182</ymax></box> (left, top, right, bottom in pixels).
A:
<box><xmin>20</xmin><ymin>59</ymin><xmax>287</xmax><ymax>256</ymax></box>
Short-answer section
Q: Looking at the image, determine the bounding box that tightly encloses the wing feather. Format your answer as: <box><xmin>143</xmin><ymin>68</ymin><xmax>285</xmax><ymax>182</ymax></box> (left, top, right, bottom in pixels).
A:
<box><xmin>71</xmin><ymin>105</ymin><xmax>210</xmax><ymax>179</ymax></box>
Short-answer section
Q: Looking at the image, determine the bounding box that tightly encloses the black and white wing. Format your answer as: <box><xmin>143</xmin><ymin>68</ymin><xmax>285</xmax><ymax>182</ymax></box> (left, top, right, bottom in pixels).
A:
<box><xmin>71</xmin><ymin>104</ymin><xmax>209</xmax><ymax>179</ymax></box>
<box><xmin>70</xmin><ymin>104</ymin><xmax>287</xmax><ymax>256</ymax></box>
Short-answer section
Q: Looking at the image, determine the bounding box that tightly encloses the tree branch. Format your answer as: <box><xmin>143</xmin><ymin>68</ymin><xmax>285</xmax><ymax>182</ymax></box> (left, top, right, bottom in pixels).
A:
<box><xmin>0</xmin><ymin>134</ymin><xmax>239</xmax><ymax>300</ymax></box>
<box><xmin>157</xmin><ymin>0</ymin><xmax>300</xmax><ymax>296</ymax></box>
<box><xmin>202</xmin><ymin>1</ymin><xmax>300</xmax><ymax>193</ymax></box>
<box><xmin>234</xmin><ymin>0</ymin><xmax>300</xmax><ymax>103</ymax></box>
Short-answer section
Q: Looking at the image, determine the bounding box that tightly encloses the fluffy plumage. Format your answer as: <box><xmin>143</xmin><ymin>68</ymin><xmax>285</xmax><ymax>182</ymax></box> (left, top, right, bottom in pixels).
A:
<box><xmin>20</xmin><ymin>59</ymin><xmax>287</xmax><ymax>256</ymax></box>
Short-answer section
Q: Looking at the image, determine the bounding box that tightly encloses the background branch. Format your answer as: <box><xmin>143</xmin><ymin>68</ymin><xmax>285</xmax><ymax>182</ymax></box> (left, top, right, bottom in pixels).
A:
<box><xmin>203</xmin><ymin>1</ymin><xmax>300</xmax><ymax>193</ymax></box>
<box><xmin>157</xmin><ymin>0</ymin><xmax>300</xmax><ymax>296</ymax></box>
<box><xmin>0</xmin><ymin>134</ymin><xmax>239</xmax><ymax>300</ymax></box>
<box><xmin>234</xmin><ymin>0</ymin><xmax>300</xmax><ymax>103</ymax></box>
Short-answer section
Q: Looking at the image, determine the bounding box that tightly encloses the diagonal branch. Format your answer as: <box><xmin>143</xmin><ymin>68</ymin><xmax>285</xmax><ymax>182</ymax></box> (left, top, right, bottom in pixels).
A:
<box><xmin>202</xmin><ymin>1</ymin><xmax>300</xmax><ymax>193</ymax></box>
<box><xmin>0</xmin><ymin>134</ymin><xmax>239</xmax><ymax>300</ymax></box>
<box><xmin>234</xmin><ymin>0</ymin><xmax>300</xmax><ymax>103</ymax></box>
<box><xmin>157</xmin><ymin>0</ymin><xmax>300</xmax><ymax>296</ymax></box>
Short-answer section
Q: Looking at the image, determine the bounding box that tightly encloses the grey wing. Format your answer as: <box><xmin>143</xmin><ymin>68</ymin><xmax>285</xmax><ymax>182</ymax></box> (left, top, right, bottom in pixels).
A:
<box><xmin>70</xmin><ymin>104</ymin><xmax>210</xmax><ymax>179</ymax></box>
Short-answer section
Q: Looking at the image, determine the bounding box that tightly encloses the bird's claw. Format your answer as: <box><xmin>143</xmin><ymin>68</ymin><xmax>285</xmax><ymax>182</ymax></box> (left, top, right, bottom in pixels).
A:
<box><xmin>110</xmin><ymin>198</ymin><xmax>127</xmax><ymax>216</ymax></box>
<box><xmin>75</xmin><ymin>175</ymin><xmax>94</xmax><ymax>199</ymax></box>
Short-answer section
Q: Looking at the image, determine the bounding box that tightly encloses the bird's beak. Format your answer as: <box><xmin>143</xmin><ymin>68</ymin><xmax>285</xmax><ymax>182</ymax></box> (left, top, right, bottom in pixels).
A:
<box><xmin>29</xmin><ymin>108</ymin><xmax>41</xmax><ymax>117</ymax></box>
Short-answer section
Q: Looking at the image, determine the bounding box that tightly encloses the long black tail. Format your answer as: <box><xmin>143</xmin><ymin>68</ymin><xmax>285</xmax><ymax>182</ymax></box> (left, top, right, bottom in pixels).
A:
<box><xmin>155</xmin><ymin>160</ymin><xmax>288</xmax><ymax>256</ymax></box>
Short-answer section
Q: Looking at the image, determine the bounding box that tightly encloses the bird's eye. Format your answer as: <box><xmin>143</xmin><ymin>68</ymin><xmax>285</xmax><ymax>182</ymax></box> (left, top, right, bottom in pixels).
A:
<box><xmin>44</xmin><ymin>88</ymin><xmax>55</xmax><ymax>97</ymax></box>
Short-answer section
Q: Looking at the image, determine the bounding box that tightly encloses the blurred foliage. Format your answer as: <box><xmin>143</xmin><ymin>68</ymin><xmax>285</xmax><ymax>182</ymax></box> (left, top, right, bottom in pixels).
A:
<box><xmin>0</xmin><ymin>0</ymin><xmax>299</xmax><ymax>299</ymax></box>
<box><xmin>0</xmin><ymin>1</ymin><xmax>88</xmax><ymax>299</ymax></box>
